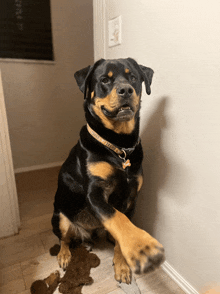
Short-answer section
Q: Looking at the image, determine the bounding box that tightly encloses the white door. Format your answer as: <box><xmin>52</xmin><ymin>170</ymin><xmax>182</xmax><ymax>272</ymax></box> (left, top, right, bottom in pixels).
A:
<box><xmin>0</xmin><ymin>71</ymin><xmax>20</xmax><ymax>239</ymax></box>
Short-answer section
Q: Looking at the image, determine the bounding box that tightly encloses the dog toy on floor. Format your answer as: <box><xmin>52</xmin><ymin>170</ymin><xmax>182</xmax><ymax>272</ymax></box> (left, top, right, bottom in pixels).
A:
<box><xmin>30</xmin><ymin>271</ymin><xmax>60</xmax><ymax>294</ymax></box>
<box><xmin>30</xmin><ymin>244</ymin><xmax>100</xmax><ymax>294</ymax></box>
<box><xmin>58</xmin><ymin>244</ymin><xmax>100</xmax><ymax>293</ymax></box>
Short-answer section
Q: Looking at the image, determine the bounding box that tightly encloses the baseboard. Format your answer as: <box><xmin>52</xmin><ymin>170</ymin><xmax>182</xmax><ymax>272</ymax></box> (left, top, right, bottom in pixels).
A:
<box><xmin>161</xmin><ymin>261</ymin><xmax>199</xmax><ymax>294</ymax></box>
<box><xmin>14</xmin><ymin>163</ymin><xmax>198</xmax><ymax>294</ymax></box>
<box><xmin>14</xmin><ymin>161</ymin><xmax>64</xmax><ymax>174</ymax></box>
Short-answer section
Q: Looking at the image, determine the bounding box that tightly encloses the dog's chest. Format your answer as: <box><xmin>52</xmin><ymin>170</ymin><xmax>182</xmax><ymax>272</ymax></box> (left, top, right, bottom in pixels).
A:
<box><xmin>106</xmin><ymin>164</ymin><xmax>141</xmax><ymax>211</ymax></box>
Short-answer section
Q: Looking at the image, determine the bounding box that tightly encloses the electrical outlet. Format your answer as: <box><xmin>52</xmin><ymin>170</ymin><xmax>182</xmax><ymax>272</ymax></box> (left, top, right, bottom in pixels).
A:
<box><xmin>108</xmin><ymin>16</ymin><xmax>122</xmax><ymax>47</ymax></box>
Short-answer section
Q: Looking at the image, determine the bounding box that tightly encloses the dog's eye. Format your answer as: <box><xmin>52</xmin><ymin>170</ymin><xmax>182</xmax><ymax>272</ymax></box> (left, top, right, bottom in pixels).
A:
<box><xmin>101</xmin><ymin>77</ymin><xmax>111</xmax><ymax>84</ymax></box>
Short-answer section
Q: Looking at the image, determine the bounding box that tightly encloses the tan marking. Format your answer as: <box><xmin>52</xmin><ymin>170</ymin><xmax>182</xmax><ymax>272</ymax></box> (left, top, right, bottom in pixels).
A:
<box><xmin>132</xmin><ymin>92</ymin><xmax>141</xmax><ymax>115</ymax></box>
<box><xmin>108</xmin><ymin>71</ymin><xmax>113</xmax><ymax>77</ymax></box>
<box><xmin>114</xmin><ymin>118</ymin><xmax>135</xmax><ymax>134</ymax></box>
<box><xmin>92</xmin><ymin>88</ymin><xmax>140</xmax><ymax>134</ymax></box>
<box><xmin>125</xmin><ymin>68</ymin><xmax>130</xmax><ymax>73</ymax></box>
<box><xmin>57</xmin><ymin>240</ymin><xmax>71</xmax><ymax>269</ymax></box>
<box><xmin>91</xmin><ymin>91</ymin><xmax>94</xmax><ymax>99</ymax></box>
<box><xmin>95</xmin><ymin>88</ymin><xmax>119</xmax><ymax>112</ymax></box>
<box><xmin>93</xmin><ymin>104</ymin><xmax>113</xmax><ymax>129</ymax></box>
<box><xmin>88</xmin><ymin>161</ymin><xmax>114</xmax><ymax>180</ymax></box>
<box><xmin>137</xmin><ymin>174</ymin><xmax>143</xmax><ymax>192</ymax></box>
<box><xmin>103</xmin><ymin>209</ymin><xmax>138</xmax><ymax>242</ymax></box>
<box><xmin>59</xmin><ymin>212</ymin><xmax>94</xmax><ymax>243</ymax></box>
<box><xmin>113</xmin><ymin>241</ymin><xmax>131</xmax><ymax>284</ymax></box>
<box><xmin>103</xmin><ymin>209</ymin><xmax>165</xmax><ymax>272</ymax></box>
<box><xmin>59</xmin><ymin>212</ymin><xmax>72</xmax><ymax>239</ymax></box>
<box><xmin>58</xmin><ymin>213</ymin><xmax>73</xmax><ymax>269</ymax></box>
<box><xmin>93</xmin><ymin>88</ymin><xmax>119</xmax><ymax>130</ymax></box>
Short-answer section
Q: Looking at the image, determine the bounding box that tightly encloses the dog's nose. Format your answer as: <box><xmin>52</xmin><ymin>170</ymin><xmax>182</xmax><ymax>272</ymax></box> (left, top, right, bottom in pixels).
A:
<box><xmin>117</xmin><ymin>85</ymin><xmax>134</xmax><ymax>98</ymax></box>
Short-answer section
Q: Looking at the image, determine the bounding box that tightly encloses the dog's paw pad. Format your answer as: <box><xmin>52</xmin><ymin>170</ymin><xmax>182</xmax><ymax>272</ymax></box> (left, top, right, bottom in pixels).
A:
<box><xmin>121</xmin><ymin>230</ymin><xmax>165</xmax><ymax>274</ymax></box>
<box><xmin>134</xmin><ymin>244</ymin><xmax>165</xmax><ymax>274</ymax></box>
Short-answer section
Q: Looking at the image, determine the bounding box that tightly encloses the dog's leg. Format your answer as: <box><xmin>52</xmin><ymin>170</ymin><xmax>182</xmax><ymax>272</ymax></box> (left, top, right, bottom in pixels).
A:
<box><xmin>113</xmin><ymin>241</ymin><xmax>132</xmax><ymax>284</ymax></box>
<box><xmin>104</xmin><ymin>210</ymin><xmax>165</xmax><ymax>274</ymax></box>
<box><xmin>88</xmin><ymin>195</ymin><xmax>165</xmax><ymax>275</ymax></box>
<box><xmin>87</xmin><ymin>163</ymin><xmax>165</xmax><ymax>274</ymax></box>
<box><xmin>57</xmin><ymin>213</ymin><xmax>72</xmax><ymax>270</ymax></box>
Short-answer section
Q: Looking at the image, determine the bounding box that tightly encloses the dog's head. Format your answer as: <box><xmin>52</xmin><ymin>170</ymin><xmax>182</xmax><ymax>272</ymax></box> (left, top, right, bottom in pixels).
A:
<box><xmin>74</xmin><ymin>58</ymin><xmax>153</xmax><ymax>133</ymax></box>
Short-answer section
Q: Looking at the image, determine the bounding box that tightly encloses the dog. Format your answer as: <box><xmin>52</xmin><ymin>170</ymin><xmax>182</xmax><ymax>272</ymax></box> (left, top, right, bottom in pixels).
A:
<box><xmin>51</xmin><ymin>58</ymin><xmax>165</xmax><ymax>284</ymax></box>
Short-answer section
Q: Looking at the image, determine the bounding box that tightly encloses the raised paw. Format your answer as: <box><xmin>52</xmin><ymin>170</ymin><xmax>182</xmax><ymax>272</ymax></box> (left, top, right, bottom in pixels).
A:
<box><xmin>57</xmin><ymin>246</ymin><xmax>71</xmax><ymax>270</ymax></box>
<box><xmin>120</xmin><ymin>228</ymin><xmax>165</xmax><ymax>274</ymax></box>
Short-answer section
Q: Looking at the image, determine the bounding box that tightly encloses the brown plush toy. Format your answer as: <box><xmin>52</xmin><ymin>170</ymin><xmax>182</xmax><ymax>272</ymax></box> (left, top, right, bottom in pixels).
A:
<box><xmin>31</xmin><ymin>244</ymin><xmax>100</xmax><ymax>294</ymax></box>
<box><xmin>30</xmin><ymin>271</ymin><xmax>60</xmax><ymax>294</ymax></box>
<box><xmin>58</xmin><ymin>245</ymin><xmax>100</xmax><ymax>294</ymax></box>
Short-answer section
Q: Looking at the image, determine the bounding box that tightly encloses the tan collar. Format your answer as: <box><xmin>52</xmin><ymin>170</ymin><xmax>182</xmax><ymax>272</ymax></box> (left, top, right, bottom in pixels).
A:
<box><xmin>87</xmin><ymin>124</ymin><xmax>124</xmax><ymax>156</ymax></box>
<box><xmin>87</xmin><ymin>124</ymin><xmax>140</xmax><ymax>169</ymax></box>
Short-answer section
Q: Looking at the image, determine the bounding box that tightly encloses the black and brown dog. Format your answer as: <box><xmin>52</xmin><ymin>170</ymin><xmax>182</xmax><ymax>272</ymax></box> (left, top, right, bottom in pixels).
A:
<box><xmin>52</xmin><ymin>58</ymin><xmax>165</xmax><ymax>284</ymax></box>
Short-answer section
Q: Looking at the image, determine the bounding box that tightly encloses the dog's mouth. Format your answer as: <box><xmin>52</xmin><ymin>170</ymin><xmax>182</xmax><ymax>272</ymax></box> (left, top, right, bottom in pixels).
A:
<box><xmin>118</xmin><ymin>105</ymin><xmax>132</xmax><ymax>112</ymax></box>
<box><xmin>101</xmin><ymin>104</ymin><xmax>134</xmax><ymax>121</ymax></box>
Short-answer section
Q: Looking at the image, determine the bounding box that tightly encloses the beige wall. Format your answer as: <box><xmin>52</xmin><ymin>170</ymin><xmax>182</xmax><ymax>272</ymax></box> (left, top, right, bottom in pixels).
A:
<box><xmin>0</xmin><ymin>0</ymin><xmax>93</xmax><ymax>170</ymax></box>
<box><xmin>94</xmin><ymin>0</ymin><xmax>220</xmax><ymax>291</ymax></box>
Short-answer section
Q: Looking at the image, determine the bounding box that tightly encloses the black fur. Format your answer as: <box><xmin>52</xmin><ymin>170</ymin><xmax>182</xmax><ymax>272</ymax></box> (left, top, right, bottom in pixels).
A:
<box><xmin>52</xmin><ymin>58</ymin><xmax>154</xmax><ymax>241</ymax></box>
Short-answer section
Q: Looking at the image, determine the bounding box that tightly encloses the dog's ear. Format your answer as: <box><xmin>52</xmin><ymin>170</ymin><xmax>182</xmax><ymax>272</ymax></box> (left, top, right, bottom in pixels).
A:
<box><xmin>127</xmin><ymin>58</ymin><xmax>154</xmax><ymax>95</ymax></box>
<box><xmin>74</xmin><ymin>59</ymin><xmax>105</xmax><ymax>98</ymax></box>
<box><xmin>74</xmin><ymin>65</ymin><xmax>91</xmax><ymax>93</ymax></box>
<box><xmin>139</xmin><ymin>65</ymin><xmax>154</xmax><ymax>95</ymax></box>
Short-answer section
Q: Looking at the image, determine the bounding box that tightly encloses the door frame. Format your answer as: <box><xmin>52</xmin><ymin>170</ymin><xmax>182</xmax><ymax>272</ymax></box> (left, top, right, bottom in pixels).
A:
<box><xmin>0</xmin><ymin>71</ymin><xmax>20</xmax><ymax>239</ymax></box>
<box><xmin>93</xmin><ymin>0</ymin><xmax>106</xmax><ymax>61</ymax></box>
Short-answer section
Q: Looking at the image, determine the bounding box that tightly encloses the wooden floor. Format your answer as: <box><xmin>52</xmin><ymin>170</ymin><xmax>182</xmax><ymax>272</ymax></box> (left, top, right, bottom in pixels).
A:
<box><xmin>0</xmin><ymin>167</ymin><xmax>185</xmax><ymax>294</ymax></box>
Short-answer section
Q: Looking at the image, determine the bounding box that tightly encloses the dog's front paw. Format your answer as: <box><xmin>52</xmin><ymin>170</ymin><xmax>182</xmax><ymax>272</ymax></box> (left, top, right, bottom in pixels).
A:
<box><xmin>57</xmin><ymin>247</ymin><xmax>71</xmax><ymax>270</ymax></box>
<box><xmin>113</xmin><ymin>255</ymin><xmax>131</xmax><ymax>284</ymax></box>
<box><xmin>120</xmin><ymin>229</ymin><xmax>165</xmax><ymax>274</ymax></box>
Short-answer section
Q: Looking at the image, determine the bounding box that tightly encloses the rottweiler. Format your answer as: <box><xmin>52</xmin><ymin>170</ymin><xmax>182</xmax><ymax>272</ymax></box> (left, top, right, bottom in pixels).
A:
<box><xmin>51</xmin><ymin>58</ymin><xmax>165</xmax><ymax>284</ymax></box>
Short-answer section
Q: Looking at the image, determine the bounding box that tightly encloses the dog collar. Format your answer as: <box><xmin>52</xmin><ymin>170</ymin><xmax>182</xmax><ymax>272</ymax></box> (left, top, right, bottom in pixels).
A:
<box><xmin>87</xmin><ymin>124</ymin><xmax>140</xmax><ymax>169</ymax></box>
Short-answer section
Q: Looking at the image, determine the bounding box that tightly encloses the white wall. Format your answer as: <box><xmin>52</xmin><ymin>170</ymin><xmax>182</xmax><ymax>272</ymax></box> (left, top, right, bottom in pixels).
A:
<box><xmin>0</xmin><ymin>0</ymin><xmax>93</xmax><ymax>170</ymax></box>
<box><xmin>94</xmin><ymin>0</ymin><xmax>220</xmax><ymax>291</ymax></box>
